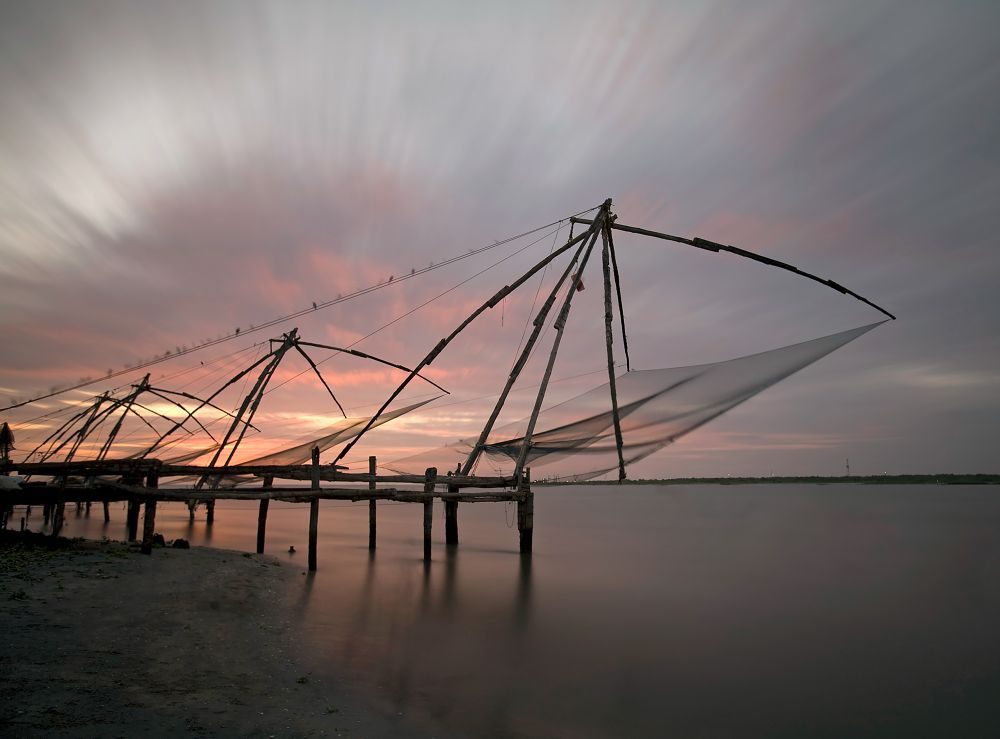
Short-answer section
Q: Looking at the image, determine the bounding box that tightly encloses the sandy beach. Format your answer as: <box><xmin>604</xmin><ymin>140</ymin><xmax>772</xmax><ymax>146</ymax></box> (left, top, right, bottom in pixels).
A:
<box><xmin>0</xmin><ymin>531</ymin><xmax>423</xmax><ymax>738</ymax></box>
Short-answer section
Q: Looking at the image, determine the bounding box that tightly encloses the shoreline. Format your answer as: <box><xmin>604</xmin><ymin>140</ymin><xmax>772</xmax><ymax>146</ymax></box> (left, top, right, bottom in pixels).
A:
<box><xmin>0</xmin><ymin>531</ymin><xmax>423</xmax><ymax>738</ymax></box>
<box><xmin>537</xmin><ymin>473</ymin><xmax>1000</xmax><ymax>486</ymax></box>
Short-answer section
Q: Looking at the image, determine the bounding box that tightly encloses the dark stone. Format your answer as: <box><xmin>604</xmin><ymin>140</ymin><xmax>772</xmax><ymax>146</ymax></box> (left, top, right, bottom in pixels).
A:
<box><xmin>151</xmin><ymin>533</ymin><xmax>166</xmax><ymax>547</ymax></box>
<box><xmin>171</xmin><ymin>538</ymin><xmax>190</xmax><ymax>549</ymax></box>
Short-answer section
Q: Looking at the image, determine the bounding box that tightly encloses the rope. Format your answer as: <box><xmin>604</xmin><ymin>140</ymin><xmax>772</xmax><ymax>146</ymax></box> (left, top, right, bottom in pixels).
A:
<box><xmin>1</xmin><ymin>205</ymin><xmax>601</xmax><ymax>413</ymax></box>
<box><xmin>264</xmin><ymin>221</ymin><xmax>574</xmax><ymax>396</ymax></box>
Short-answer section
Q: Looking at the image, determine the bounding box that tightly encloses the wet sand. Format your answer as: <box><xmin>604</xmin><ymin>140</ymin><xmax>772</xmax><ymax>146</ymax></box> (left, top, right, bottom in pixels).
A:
<box><xmin>0</xmin><ymin>532</ymin><xmax>424</xmax><ymax>738</ymax></box>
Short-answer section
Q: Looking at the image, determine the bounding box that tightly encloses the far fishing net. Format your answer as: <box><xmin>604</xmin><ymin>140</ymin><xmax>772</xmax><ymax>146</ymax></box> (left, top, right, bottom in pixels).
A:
<box><xmin>386</xmin><ymin>322</ymin><xmax>884</xmax><ymax>481</ymax></box>
<box><xmin>164</xmin><ymin>397</ymin><xmax>437</xmax><ymax>487</ymax></box>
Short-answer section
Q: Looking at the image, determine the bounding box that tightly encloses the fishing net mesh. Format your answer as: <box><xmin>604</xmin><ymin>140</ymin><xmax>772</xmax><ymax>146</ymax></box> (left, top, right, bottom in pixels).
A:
<box><xmin>386</xmin><ymin>322</ymin><xmax>883</xmax><ymax>481</ymax></box>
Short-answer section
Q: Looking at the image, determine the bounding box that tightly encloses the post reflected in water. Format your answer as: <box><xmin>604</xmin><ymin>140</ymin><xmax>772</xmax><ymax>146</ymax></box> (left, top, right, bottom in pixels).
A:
<box><xmin>295</xmin><ymin>568</ymin><xmax>316</xmax><ymax>615</ymax></box>
<box><xmin>514</xmin><ymin>553</ymin><xmax>533</xmax><ymax>631</ymax></box>
<box><xmin>442</xmin><ymin>545</ymin><xmax>458</xmax><ymax>614</ymax></box>
<box><xmin>420</xmin><ymin>556</ymin><xmax>432</xmax><ymax>615</ymax></box>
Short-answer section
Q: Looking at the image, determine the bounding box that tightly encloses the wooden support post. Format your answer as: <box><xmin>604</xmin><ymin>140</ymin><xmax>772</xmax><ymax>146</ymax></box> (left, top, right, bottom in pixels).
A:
<box><xmin>52</xmin><ymin>498</ymin><xmax>65</xmax><ymax>537</ymax></box>
<box><xmin>206</xmin><ymin>500</ymin><xmax>215</xmax><ymax>525</ymax></box>
<box><xmin>517</xmin><ymin>468</ymin><xmax>534</xmax><ymax>554</ymax></box>
<box><xmin>368</xmin><ymin>456</ymin><xmax>377</xmax><ymax>551</ymax></box>
<box><xmin>256</xmin><ymin>500</ymin><xmax>270</xmax><ymax>554</ymax></box>
<box><xmin>445</xmin><ymin>498</ymin><xmax>458</xmax><ymax>546</ymax></box>
<box><xmin>308</xmin><ymin>447</ymin><xmax>319</xmax><ymax>571</ymax></box>
<box><xmin>43</xmin><ymin>503</ymin><xmax>51</xmax><ymax>526</ymax></box>
<box><xmin>126</xmin><ymin>499</ymin><xmax>140</xmax><ymax>541</ymax></box>
<box><xmin>140</xmin><ymin>499</ymin><xmax>157</xmax><ymax>555</ymax></box>
<box><xmin>308</xmin><ymin>499</ymin><xmax>319</xmax><ymax>571</ymax></box>
<box><xmin>257</xmin><ymin>476</ymin><xmax>272</xmax><ymax>554</ymax></box>
<box><xmin>141</xmin><ymin>466</ymin><xmax>159</xmax><ymax>554</ymax></box>
<box><xmin>423</xmin><ymin>467</ymin><xmax>436</xmax><ymax>562</ymax></box>
<box><xmin>103</xmin><ymin>501</ymin><xmax>110</xmax><ymax>523</ymax></box>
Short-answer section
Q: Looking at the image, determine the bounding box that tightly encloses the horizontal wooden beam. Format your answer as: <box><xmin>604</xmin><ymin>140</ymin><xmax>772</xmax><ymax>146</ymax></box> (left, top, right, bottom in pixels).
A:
<box><xmin>5</xmin><ymin>460</ymin><xmax>514</xmax><ymax>488</ymax></box>
<box><xmin>3</xmin><ymin>483</ymin><xmax>527</xmax><ymax>506</ymax></box>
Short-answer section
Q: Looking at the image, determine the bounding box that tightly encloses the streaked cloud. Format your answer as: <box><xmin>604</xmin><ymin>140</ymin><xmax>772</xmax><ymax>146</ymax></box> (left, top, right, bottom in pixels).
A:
<box><xmin>1</xmin><ymin>1</ymin><xmax>997</xmax><ymax>475</ymax></box>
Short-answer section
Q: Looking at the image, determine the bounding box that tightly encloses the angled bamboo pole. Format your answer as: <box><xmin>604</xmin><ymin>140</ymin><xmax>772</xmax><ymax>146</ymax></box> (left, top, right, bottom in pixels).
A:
<box><xmin>96</xmin><ymin>375</ymin><xmax>152</xmax><ymax>461</ymax></box>
<box><xmin>292</xmin><ymin>344</ymin><xmax>347</xmax><ymax>417</ymax></box>
<box><xmin>334</xmin><ymin>223</ymin><xmax>595</xmax><ymax>465</ymax></box>
<box><xmin>198</xmin><ymin>332</ymin><xmax>295</xmax><ymax>488</ymax></box>
<box><xmin>460</xmin><ymin>226</ymin><xmax>596</xmax><ymax>476</ymax></box>
<box><xmin>605</xmin><ymin>224</ymin><xmax>631</xmax><ymax>372</ymax></box>
<box><xmin>215</xmin><ymin>358</ymin><xmax>283</xmax><ymax>469</ymax></box>
<box><xmin>296</xmin><ymin>342</ymin><xmax>450</xmax><ymax>394</ymax></box>
<box><xmin>57</xmin><ymin>392</ymin><xmax>113</xmax><ymax>463</ymax></box>
<box><xmin>142</xmin><ymin>348</ymin><xmax>279</xmax><ymax>458</ymax></box>
<box><xmin>149</xmin><ymin>387</ymin><xmax>260</xmax><ymax>434</ymax></box>
<box><xmin>26</xmin><ymin>402</ymin><xmax>96</xmax><ymax>462</ymax></box>
<box><xmin>571</xmin><ymin>218</ymin><xmax>896</xmax><ymax>320</ymax></box>
<box><xmin>512</xmin><ymin>201</ymin><xmax>611</xmax><ymax>481</ymax></box>
<box><xmin>601</xmin><ymin>222</ymin><xmax>627</xmax><ymax>481</ymax></box>
<box><xmin>144</xmin><ymin>389</ymin><xmax>219</xmax><ymax>442</ymax></box>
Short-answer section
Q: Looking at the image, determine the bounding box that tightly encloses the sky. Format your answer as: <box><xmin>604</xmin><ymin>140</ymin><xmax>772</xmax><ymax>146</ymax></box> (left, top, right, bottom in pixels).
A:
<box><xmin>1</xmin><ymin>0</ymin><xmax>998</xmax><ymax>477</ymax></box>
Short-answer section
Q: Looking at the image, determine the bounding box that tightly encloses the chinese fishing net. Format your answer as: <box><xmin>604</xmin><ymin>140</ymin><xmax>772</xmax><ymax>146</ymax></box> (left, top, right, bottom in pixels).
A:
<box><xmin>386</xmin><ymin>322</ymin><xmax>884</xmax><ymax>481</ymax></box>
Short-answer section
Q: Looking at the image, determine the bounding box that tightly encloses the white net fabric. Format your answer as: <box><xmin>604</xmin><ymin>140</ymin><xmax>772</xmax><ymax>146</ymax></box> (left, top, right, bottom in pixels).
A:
<box><xmin>386</xmin><ymin>322</ymin><xmax>884</xmax><ymax>481</ymax></box>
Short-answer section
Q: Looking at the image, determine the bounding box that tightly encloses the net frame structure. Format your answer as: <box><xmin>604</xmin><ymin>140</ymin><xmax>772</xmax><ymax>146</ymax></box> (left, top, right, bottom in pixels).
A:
<box><xmin>336</xmin><ymin>199</ymin><xmax>895</xmax><ymax>483</ymax></box>
<box><xmin>21</xmin><ymin>328</ymin><xmax>446</xmax><ymax>489</ymax></box>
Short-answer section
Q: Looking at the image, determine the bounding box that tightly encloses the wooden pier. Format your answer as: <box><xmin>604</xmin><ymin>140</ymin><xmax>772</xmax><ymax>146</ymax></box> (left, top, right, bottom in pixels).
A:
<box><xmin>0</xmin><ymin>454</ymin><xmax>533</xmax><ymax>570</ymax></box>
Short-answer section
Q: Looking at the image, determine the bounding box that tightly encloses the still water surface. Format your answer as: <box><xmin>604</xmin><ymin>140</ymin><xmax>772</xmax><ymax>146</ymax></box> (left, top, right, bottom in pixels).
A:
<box><xmin>35</xmin><ymin>484</ymin><xmax>1000</xmax><ymax>737</ymax></box>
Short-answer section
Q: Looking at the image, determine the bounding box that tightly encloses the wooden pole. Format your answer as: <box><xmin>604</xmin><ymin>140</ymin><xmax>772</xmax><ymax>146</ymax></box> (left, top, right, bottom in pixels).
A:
<box><xmin>460</xmin><ymin>228</ymin><xmax>593</xmax><ymax>476</ymax></box>
<box><xmin>601</xmin><ymin>222</ymin><xmax>627</xmax><ymax>481</ymax></box>
<box><xmin>196</xmin><ymin>336</ymin><xmax>290</xmax><ymax>488</ymax></box>
<box><xmin>140</xmin><ymin>499</ymin><xmax>157</xmax><ymax>555</ymax></box>
<box><xmin>256</xmin><ymin>499</ymin><xmax>269</xmax><ymax>553</ymax></box>
<box><xmin>103</xmin><ymin>501</ymin><xmax>110</xmax><ymax>522</ymax></box>
<box><xmin>257</xmin><ymin>474</ymin><xmax>272</xmax><ymax>554</ymax></box>
<box><xmin>514</xmin><ymin>201</ymin><xmax>610</xmax><ymax>480</ymax></box>
<box><xmin>368</xmin><ymin>456</ymin><xmax>377</xmax><ymax>550</ymax></box>
<box><xmin>141</xmin><ymin>466</ymin><xmax>159</xmax><ymax>554</ymax></box>
<box><xmin>52</xmin><ymin>497</ymin><xmax>65</xmax><ymax>537</ymax></box>
<box><xmin>517</xmin><ymin>468</ymin><xmax>533</xmax><ymax>554</ymax></box>
<box><xmin>126</xmin><ymin>498</ymin><xmax>140</xmax><ymax>541</ymax></box>
<box><xmin>334</xmin><ymin>224</ymin><xmax>596</xmax><ymax>465</ymax></box>
<box><xmin>308</xmin><ymin>447</ymin><xmax>319</xmax><ymax>571</ymax></box>
<box><xmin>571</xmin><ymin>218</ymin><xmax>897</xmax><ymax>320</ymax></box>
<box><xmin>445</xmin><ymin>498</ymin><xmax>458</xmax><ymax>546</ymax></box>
<box><xmin>423</xmin><ymin>467</ymin><xmax>436</xmax><ymax>561</ymax></box>
<box><xmin>605</xmin><ymin>224</ymin><xmax>631</xmax><ymax>372</ymax></box>
<box><xmin>206</xmin><ymin>500</ymin><xmax>215</xmax><ymax>524</ymax></box>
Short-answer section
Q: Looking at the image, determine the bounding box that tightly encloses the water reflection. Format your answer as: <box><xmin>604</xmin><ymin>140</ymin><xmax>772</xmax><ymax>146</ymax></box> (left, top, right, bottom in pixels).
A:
<box><xmin>14</xmin><ymin>485</ymin><xmax>1000</xmax><ymax>737</ymax></box>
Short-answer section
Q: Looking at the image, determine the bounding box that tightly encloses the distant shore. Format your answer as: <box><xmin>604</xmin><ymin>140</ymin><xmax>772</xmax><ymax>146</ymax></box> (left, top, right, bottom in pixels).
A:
<box><xmin>538</xmin><ymin>473</ymin><xmax>1000</xmax><ymax>486</ymax></box>
<box><xmin>0</xmin><ymin>531</ymin><xmax>422</xmax><ymax>738</ymax></box>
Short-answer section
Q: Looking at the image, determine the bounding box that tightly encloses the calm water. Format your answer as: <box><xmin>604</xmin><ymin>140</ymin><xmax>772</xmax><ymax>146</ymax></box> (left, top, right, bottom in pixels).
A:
<box><xmin>22</xmin><ymin>484</ymin><xmax>1000</xmax><ymax>737</ymax></box>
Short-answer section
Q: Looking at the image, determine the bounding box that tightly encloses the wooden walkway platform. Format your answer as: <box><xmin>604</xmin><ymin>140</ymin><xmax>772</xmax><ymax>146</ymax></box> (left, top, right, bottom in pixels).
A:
<box><xmin>0</xmin><ymin>453</ymin><xmax>535</xmax><ymax>570</ymax></box>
